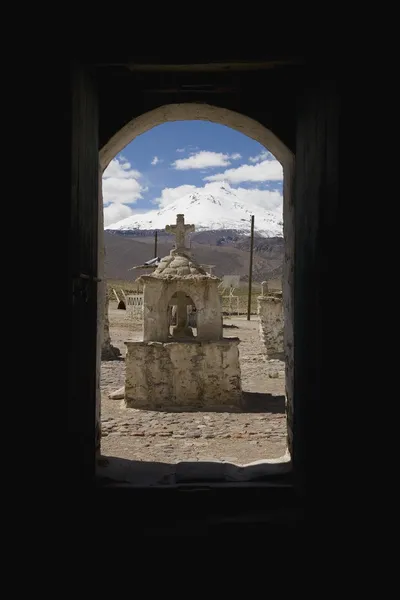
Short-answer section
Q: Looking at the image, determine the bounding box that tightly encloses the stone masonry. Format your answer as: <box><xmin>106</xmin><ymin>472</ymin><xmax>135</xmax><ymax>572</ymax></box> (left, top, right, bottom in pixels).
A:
<box><xmin>125</xmin><ymin>338</ymin><xmax>241</xmax><ymax>410</ymax></box>
<box><xmin>124</xmin><ymin>213</ymin><xmax>242</xmax><ymax>410</ymax></box>
<box><xmin>257</xmin><ymin>292</ymin><xmax>284</xmax><ymax>359</ymax></box>
<box><xmin>101</xmin><ymin>293</ymin><xmax>121</xmax><ymax>360</ymax></box>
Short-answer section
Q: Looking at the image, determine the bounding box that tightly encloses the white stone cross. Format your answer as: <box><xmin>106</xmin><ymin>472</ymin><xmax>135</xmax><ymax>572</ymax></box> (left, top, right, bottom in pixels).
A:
<box><xmin>165</xmin><ymin>214</ymin><xmax>195</xmax><ymax>250</ymax></box>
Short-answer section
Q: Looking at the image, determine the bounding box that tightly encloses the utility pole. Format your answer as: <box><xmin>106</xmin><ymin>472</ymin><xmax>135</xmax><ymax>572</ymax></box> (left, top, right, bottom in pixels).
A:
<box><xmin>154</xmin><ymin>230</ymin><xmax>158</xmax><ymax>258</ymax></box>
<box><xmin>247</xmin><ymin>215</ymin><xmax>255</xmax><ymax>321</ymax></box>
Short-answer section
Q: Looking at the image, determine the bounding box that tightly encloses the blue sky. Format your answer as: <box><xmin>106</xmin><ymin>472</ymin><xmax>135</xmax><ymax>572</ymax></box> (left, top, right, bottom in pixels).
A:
<box><xmin>102</xmin><ymin>120</ymin><xmax>283</xmax><ymax>227</ymax></box>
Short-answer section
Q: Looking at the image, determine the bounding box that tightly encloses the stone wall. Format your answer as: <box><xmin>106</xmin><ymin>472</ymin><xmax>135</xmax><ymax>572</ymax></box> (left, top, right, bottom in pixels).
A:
<box><xmin>282</xmin><ymin>158</ymin><xmax>294</xmax><ymax>461</ymax></box>
<box><xmin>257</xmin><ymin>294</ymin><xmax>284</xmax><ymax>359</ymax></box>
<box><xmin>101</xmin><ymin>286</ymin><xmax>121</xmax><ymax>360</ymax></box>
<box><xmin>142</xmin><ymin>278</ymin><xmax>222</xmax><ymax>343</ymax></box>
<box><xmin>96</xmin><ymin>166</ymin><xmax>103</xmax><ymax>455</ymax></box>
<box><xmin>125</xmin><ymin>338</ymin><xmax>242</xmax><ymax>410</ymax></box>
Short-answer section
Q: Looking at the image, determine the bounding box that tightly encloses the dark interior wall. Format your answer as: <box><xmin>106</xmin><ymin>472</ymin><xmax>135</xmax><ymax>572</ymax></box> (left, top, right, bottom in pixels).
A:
<box><xmin>96</xmin><ymin>66</ymin><xmax>302</xmax><ymax>156</ymax></box>
<box><xmin>68</xmin><ymin>64</ymin><xmax>99</xmax><ymax>483</ymax></box>
<box><xmin>65</xmin><ymin>60</ymin><xmax>341</xmax><ymax>504</ymax></box>
<box><xmin>292</xmin><ymin>71</ymin><xmax>339</xmax><ymax>496</ymax></box>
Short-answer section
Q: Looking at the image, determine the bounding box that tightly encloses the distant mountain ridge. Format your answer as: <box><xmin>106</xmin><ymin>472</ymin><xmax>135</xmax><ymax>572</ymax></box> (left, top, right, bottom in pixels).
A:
<box><xmin>106</xmin><ymin>183</ymin><xmax>283</xmax><ymax>238</ymax></box>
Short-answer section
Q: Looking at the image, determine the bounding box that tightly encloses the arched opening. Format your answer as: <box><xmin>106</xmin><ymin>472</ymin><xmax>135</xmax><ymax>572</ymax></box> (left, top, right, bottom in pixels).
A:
<box><xmin>97</xmin><ymin>103</ymin><xmax>294</xmax><ymax>479</ymax></box>
<box><xmin>169</xmin><ymin>292</ymin><xmax>197</xmax><ymax>338</ymax></box>
<box><xmin>100</xmin><ymin>104</ymin><xmax>292</xmax><ymax>171</ymax></box>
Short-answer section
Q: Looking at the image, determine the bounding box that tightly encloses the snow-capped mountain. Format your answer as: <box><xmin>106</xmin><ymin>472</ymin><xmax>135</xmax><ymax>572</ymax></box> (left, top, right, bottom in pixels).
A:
<box><xmin>106</xmin><ymin>184</ymin><xmax>283</xmax><ymax>238</ymax></box>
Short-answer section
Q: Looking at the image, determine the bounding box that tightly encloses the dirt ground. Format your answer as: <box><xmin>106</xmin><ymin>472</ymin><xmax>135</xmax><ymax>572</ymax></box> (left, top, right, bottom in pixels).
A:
<box><xmin>100</xmin><ymin>302</ymin><xmax>287</xmax><ymax>466</ymax></box>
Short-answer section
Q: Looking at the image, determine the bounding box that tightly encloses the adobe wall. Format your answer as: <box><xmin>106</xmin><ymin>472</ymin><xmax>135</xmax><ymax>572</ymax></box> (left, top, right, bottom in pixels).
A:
<box><xmin>125</xmin><ymin>339</ymin><xmax>242</xmax><ymax>410</ymax></box>
<box><xmin>257</xmin><ymin>294</ymin><xmax>284</xmax><ymax>359</ymax></box>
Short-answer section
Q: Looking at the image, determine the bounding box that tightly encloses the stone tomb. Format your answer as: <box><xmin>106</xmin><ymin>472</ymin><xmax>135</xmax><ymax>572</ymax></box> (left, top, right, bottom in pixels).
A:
<box><xmin>257</xmin><ymin>281</ymin><xmax>284</xmax><ymax>359</ymax></box>
<box><xmin>124</xmin><ymin>214</ymin><xmax>242</xmax><ymax>410</ymax></box>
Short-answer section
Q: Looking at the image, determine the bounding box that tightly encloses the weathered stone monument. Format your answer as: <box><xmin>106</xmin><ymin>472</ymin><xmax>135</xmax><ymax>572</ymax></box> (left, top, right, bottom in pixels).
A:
<box><xmin>101</xmin><ymin>292</ymin><xmax>121</xmax><ymax>360</ymax></box>
<box><xmin>124</xmin><ymin>214</ymin><xmax>242</xmax><ymax>410</ymax></box>
<box><xmin>257</xmin><ymin>281</ymin><xmax>284</xmax><ymax>359</ymax></box>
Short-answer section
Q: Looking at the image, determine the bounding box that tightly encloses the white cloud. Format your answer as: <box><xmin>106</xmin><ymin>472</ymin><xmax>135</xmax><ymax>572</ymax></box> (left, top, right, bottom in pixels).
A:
<box><xmin>153</xmin><ymin>184</ymin><xmax>198</xmax><ymax>208</ymax></box>
<box><xmin>204</xmin><ymin>158</ymin><xmax>283</xmax><ymax>183</ymax></box>
<box><xmin>172</xmin><ymin>151</ymin><xmax>242</xmax><ymax>170</ymax></box>
<box><xmin>103</xmin><ymin>157</ymin><xmax>140</xmax><ymax>180</ymax></box>
<box><xmin>230</xmin><ymin>153</ymin><xmax>242</xmax><ymax>160</ymax></box>
<box><xmin>102</xmin><ymin>156</ymin><xmax>146</xmax><ymax>204</ymax></box>
<box><xmin>104</xmin><ymin>203</ymin><xmax>135</xmax><ymax>227</ymax></box>
<box><xmin>176</xmin><ymin>147</ymin><xmax>186</xmax><ymax>152</ymax></box>
<box><xmin>152</xmin><ymin>180</ymin><xmax>282</xmax><ymax>215</ymax></box>
<box><xmin>227</xmin><ymin>185</ymin><xmax>282</xmax><ymax>215</ymax></box>
<box><xmin>151</xmin><ymin>156</ymin><xmax>162</xmax><ymax>165</ymax></box>
<box><xmin>248</xmin><ymin>150</ymin><xmax>274</xmax><ymax>163</ymax></box>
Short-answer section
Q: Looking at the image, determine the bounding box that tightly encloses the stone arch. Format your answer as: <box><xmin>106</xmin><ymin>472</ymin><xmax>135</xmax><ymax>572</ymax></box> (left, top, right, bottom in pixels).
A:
<box><xmin>169</xmin><ymin>291</ymin><xmax>197</xmax><ymax>313</ymax></box>
<box><xmin>99</xmin><ymin>103</ymin><xmax>292</xmax><ymax>171</ymax></box>
<box><xmin>98</xmin><ymin>102</ymin><xmax>295</xmax><ymax>458</ymax></box>
<box><xmin>169</xmin><ymin>291</ymin><xmax>197</xmax><ymax>335</ymax></box>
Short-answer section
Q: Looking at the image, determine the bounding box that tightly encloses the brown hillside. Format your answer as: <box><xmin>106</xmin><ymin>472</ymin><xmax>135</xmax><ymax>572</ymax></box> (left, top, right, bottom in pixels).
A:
<box><xmin>104</xmin><ymin>231</ymin><xmax>283</xmax><ymax>283</ymax></box>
